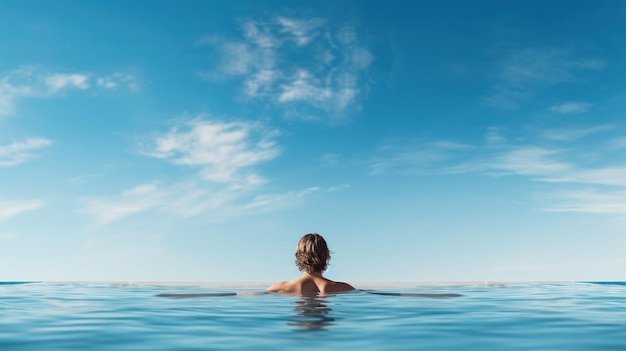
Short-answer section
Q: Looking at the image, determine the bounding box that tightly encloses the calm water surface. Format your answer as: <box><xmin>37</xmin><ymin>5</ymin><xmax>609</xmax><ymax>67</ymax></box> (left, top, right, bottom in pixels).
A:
<box><xmin>1</xmin><ymin>282</ymin><xmax>625</xmax><ymax>350</ymax></box>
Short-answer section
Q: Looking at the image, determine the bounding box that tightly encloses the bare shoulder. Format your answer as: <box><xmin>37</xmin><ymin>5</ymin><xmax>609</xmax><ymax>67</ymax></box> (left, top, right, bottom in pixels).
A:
<box><xmin>324</xmin><ymin>281</ymin><xmax>355</xmax><ymax>293</ymax></box>
<box><xmin>267</xmin><ymin>281</ymin><xmax>288</xmax><ymax>292</ymax></box>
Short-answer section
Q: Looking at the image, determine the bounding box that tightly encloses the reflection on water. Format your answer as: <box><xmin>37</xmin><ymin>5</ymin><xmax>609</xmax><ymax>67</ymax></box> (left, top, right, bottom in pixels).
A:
<box><xmin>288</xmin><ymin>295</ymin><xmax>335</xmax><ymax>331</ymax></box>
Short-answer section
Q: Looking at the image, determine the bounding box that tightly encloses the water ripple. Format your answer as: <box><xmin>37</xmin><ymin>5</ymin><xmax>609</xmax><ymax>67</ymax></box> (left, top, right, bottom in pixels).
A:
<box><xmin>1</xmin><ymin>283</ymin><xmax>626</xmax><ymax>350</ymax></box>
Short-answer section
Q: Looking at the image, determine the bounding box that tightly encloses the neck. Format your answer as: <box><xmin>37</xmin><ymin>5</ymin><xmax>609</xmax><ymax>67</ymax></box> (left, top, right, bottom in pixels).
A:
<box><xmin>302</xmin><ymin>270</ymin><xmax>324</xmax><ymax>278</ymax></box>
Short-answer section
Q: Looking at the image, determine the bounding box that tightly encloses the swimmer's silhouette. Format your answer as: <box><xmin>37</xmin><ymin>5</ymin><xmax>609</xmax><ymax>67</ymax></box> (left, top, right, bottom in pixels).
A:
<box><xmin>267</xmin><ymin>233</ymin><xmax>354</xmax><ymax>295</ymax></box>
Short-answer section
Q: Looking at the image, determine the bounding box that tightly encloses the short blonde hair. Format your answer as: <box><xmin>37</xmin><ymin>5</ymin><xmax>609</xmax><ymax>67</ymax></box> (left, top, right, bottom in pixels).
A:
<box><xmin>294</xmin><ymin>233</ymin><xmax>331</xmax><ymax>273</ymax></box>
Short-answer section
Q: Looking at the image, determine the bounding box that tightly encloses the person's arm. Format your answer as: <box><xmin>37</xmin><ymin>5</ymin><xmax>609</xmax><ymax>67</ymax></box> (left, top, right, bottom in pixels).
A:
<box><xmin>157</xmin><ymin>291</ymin><xmax>269</xmax><ymax>297</ymax></box>
<box><xmin>362</xmin><ymin>290</ymin><xmax>462</xmax><ymax>297</ymax></box>
<box><xmin>266</xmin><ymin>281</ymin><xmax>286</xmax><ymax>293</ymax></box>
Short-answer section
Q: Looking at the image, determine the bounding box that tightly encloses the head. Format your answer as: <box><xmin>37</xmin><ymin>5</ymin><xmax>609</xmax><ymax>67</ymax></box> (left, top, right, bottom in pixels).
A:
<box><xmin>295</xmin><ymin>233</ymin><xmax>331</xmax><ymax>273</ymax></box>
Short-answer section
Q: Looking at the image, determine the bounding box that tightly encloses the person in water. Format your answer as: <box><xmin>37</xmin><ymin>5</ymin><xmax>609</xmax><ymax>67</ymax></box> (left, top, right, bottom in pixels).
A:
<box><xmin>267</xmin><ymin>233</ymin><xmax>354</xmax><ymax>295</ymax></box>
<box><xmin>157</xmin><ymin>233</ymin><xmax>459</xmax><ymax>298</ymax></box>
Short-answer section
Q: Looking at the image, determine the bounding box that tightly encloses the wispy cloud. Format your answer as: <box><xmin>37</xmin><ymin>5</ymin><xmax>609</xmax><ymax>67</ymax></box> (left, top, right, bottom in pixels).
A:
<box><xmin>484</xmin><ymin>126</ymin><xmax>507</xmax><ymax>145</ymax></box>
<box><xmin>80</xmin><ymin>181</ymin><xmax>333</xmax><ymax>226</ymax></box>
<box><xmin>45</xmin><ymin>73</ymin><xmax>89</xmax><ymax>92</ymax></box>
<box><xmin>96</xmin><ymin>72</ymin><xmax>139</xmax><ymax>91</ymax></box>
<box><xmin>370</xmin><ymin>139</ymin><xmax>468</xmax><ymax>175</ymax></box>
<box><xmin>547</xmin><ymin>190</ymin><xmax>626</xmax><ymax>214</ymax></box>
<box><xmin>500</xmin><ymin>48</ymin><xmax>604</xmax><ymax>85</ymax></box>
<box><xmin>0</xmin><ymin>67</ymin><xmax>39</xmax><ymax>115</ymax></box>
<box><xmin>80</xmin><ymin>115</ymin><xmax>308</xmax><ymax>226</ymax></box>
<box><xmin>608</xmin><ymin>137</ymin><xmax>626</xmax><ymax>150</ymax></box>
<box><xmin>242</xmin><ymin>187</ymin><xmax>321</xmax><ymax>211</ymax></box>
<box><xmin>541</xmin><ymin>167</ymin><xmax>626</xmax><ymax>187</ymax></box>
<box><xmin>199</xmin><ymin>16</ymin><xmax>374</xmax><ymax>121</ymax></box>
<box><xmin>540</xmin><ymin>124</ymin><xmax>614</xmax><ymax>141</ymax></box>
<box><xmin>0</xmin><ymin>199</ymin><xmax>44</xmax><ymax>221</ymax></box>
<box><xmin>81</xmin><ymin>181</ymin><xmax>241</xmax><ymax>226</ymax></box>
<box><xmin>485</xmin><ymin>48</ymin><xmax>605</xmax><ymax>109</ymax></box>
<box><xmin>81</xmin><ymin>184</ymin><xmax>164</xmax><ymax>226</ymax></box>
<box><xmin>0</xmin><ymin>138</ymin><xmax>53</xmax><ymax>167</ymax></box>
<box><xmin>487</xmin><ymin>147</ymin><xmax>571</xmax><ymax>176</ymax></box>
<box><xmin>143</xmin><ymin>117</ymin><xmax>280</xmax><ymax>186</ymax></box>
<box><xmin>370</xmin><ymin>125</ymin><xmax>626</xmax><ymax>215</ymax></box>
<box><xmin>0</xmin><ymin>67</ymin><xmax>138</xmax><ymax>116</ymax></box>
<box><xmin>275</xmin><ymin>17</ymin><xmax>326</xmax><ymax>46</ymax></box>
<box><xmin>549</xmin><ymin>101</ymin><xmax>591</xmax><ymax>114</ymax></box>
<box><xmin>482</xmin><ymin>144</ymin><xmax>626</xmax><ymax>189</ymax></box>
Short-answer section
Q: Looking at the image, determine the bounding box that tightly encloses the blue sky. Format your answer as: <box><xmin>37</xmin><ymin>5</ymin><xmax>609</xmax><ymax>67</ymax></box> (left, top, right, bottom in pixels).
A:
<box><xmin>1</xmin><ymin>1</ymin><xmax>626</xmax><ymax>282</ymax></box>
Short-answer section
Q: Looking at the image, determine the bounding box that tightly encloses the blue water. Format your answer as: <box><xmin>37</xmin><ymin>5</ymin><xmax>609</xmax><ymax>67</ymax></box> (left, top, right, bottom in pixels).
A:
<box><xmin>1</xmin><ymin>282</ymin><xmax>625</xmax><ymax>350</ymax></box>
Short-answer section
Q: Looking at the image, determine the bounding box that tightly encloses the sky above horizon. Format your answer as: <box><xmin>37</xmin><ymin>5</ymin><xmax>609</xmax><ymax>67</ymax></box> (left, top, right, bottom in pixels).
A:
<box><xmin>2</xmin><ymin>1</ymin><xmax>626</xmax><ymax>282</ymax></box>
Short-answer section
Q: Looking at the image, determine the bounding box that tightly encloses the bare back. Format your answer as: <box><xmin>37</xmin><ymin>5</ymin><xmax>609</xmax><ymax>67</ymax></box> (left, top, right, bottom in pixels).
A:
<box><xmin>267</xmin><ymin>274</ymin><xmax>354</xmax><ymax>295</ymax></box>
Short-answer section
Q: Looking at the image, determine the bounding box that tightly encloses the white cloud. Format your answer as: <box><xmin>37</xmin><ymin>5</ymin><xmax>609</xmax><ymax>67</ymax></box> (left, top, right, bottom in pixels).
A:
<box><xmin>489</xmin><ymin>147</ymin><xmax>571</xmax><ymax>176</ymax></box>
<box><xmin>78</xmin><ymin>116</ymin><xmax>300</xmax><ymax>226</ymax></box>
<box><xmin>548</xmin><ymin>190</ymin><xmax>626</xmax><ymax>215</ymax></box>
<box><xmin>242</xmin><ymin>187</ymin><xmax>321</xmax><ymax>211</ymax></box>
<box><xmin>541</xmin><ymin>125</ymin><xmax>613</xmax><ymax>141</ymax></box>
<box><xmin>244</xmin><ymin>69</ymin><xmax>278</xmax><ymax>96</ymax></box>
<box><xmin>0</xmin><ymin>199</ymin><xmax>44</xmax><ymax>221</ymax></box>
<box><xmin>201</xmin><ymin>16</ymin><xmax>374</xmax><ymax>120</ymax></box>
<box><xmin>464</xmin><ymin>140</ymin><xmax>626</xmax><ymax>189</ymax></box>
<box><xmin>96</xmin><ymin>73</ymin><xmax>139</xmax><ymax>91</ymax></box>
<box><xmin>0</xmin><ymin>67</ymin><xmax>138</xmax><ymax>116</ymax></box>
<box><xmin>0</xmin><ymin>67</ymin><xmax>38</xmax><ymax>115</ymax></box>
<box><xmin>144</xmin><ymin>118</ymin><xmax>280</xmax><ymax>186</ymax></box>
<box><xmin>0</xmin><ymin>84</ymin><xmax>28</xmax><ymax>116</ymax></box>
<box><xmin>370</xmin><ymin>127</ymin><xmax>624</xmax><ymax>183</ymax></box>
<box><xmin>549</xmin><ymin>102</ymin><xmax>591</xmax><ymax>114</ymax></box>
<box><xmin>220</xmin><ymin>41</ymin><xmax>276</xmax><ymax>77</ymax></box>
<box><xmin>298</xmin><ymin>69</ymin><xmax>360</xmax><ymax>112</ymax></box>
<box><xmin>80</xmin><ymin>181</ymin><xmax>330</xmax><ymax>226</ymax></box>
<box><xmin>483</xmin><ymin>146</ymin><xmax>626</xmax><ymax>190</ymax></box>
<box><xmin>446</xmin><ymin>146</ymin><xmax>572</xmax><ymax>177</ymax></box>
<box><xmin>369</xmin><ymin>139</ymin><xmax>462</xmax><ymax>175</ymax></box>
<box><xmin>278</xmin><ymin>69</ymin><xmax>332</xmax><ymax>103</ymax></box>
<box><xmin>82</xmin><ymin>109</ymin><xmax>345</xmax><ymax>226</ymax></box>
<box><xmin>243</xmin><ymin>21</ymin><xmax>281</xmax><ymax>48</ymax></box>
<box><xmin>82</xmin><ymin>182</ymin><xmax>217</xmax><ymax>226</ymax></box>
<box><xmin>45</xmin><ymin>74</ymin><xmax>89</xmax><ymax>92</ymax></box>
<box><xmin>276</xmin><ymin>17</ymin><xmax>325</xmax><ymax>46</ymax></box>
<box><xmin>0</xmin><ymin>138</ymin><xmax>53</xmax><ymax>167</ymax></box>
<box><xmin>609</xmin><ymin>137</ymin><xmax>626</xmax><ymax>149</ymax></box>
<box><xmin>370</xmin><ymin>126</ymin><xmax>626</xmax><ymax>216</ymax></box>
<box><xmin>81</xmin><ymin>184</ymin><xmax>164</xmax><ymax>226</ymax></box>
<box><xmin>542</xmin><ymin>167</ymin><xmax>626</xmax><ymax>187</ymax></box>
